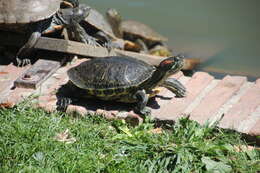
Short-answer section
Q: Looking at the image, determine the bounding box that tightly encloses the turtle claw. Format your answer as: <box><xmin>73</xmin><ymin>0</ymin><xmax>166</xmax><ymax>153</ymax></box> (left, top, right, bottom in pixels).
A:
<box><xmin>86</xmin><ymin>37</ymin><xmax>101</xmax><ymax>47</ymax></box>
<box><xmin>175</xmin><ymin>86</ymin><xmax>186</xmax><ymax>98</ymax></box>
<box><xmin>15</xmin><ymin>57</ymin><xmax>31</xmax><ymax>67</ymax></box>
<box><xmin>134</xmin><ymin>106</ymin><xmax>151</xmax><ymax>116</ymax></box>
<box><xmin>56</xmin><ymin>97</ymin><xmax>72</xmax><ymax>112</ymax></box>
<box><xmin>140</xmin><ymin>107</ymin><xmax>151</xmax><ymax>115</ymax></box>
<box><xmin>104</xmin><ymin>42</ymin><xmax>113</xmax><ymax>53</ymax></box>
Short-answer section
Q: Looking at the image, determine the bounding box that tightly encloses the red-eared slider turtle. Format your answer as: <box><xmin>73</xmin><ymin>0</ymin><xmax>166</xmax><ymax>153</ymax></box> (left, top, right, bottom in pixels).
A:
<box><xmin>0</xmin><ymin>0</ymin><xmax>92</xmax><ymax>66</ymax></box>
<box><xmin>106</xmin><ymin>8</ymin><xmax>168</xmax><ymax>52</ymax></box>
<box><xmin>58</xmin><ymin>55</ymin><xmax>186</xmax><ymax>115</ymax></box>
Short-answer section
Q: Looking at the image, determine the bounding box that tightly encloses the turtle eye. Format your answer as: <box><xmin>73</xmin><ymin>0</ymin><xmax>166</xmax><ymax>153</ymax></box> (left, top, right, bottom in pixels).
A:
<box><xmin>174</xmin><ymin>54</ymin><xmax>184</xmax><ymax>61</ymax></box>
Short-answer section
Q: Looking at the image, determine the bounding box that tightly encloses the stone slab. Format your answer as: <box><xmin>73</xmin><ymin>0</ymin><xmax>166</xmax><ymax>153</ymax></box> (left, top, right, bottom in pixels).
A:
<box><xmin>189</xmin><ymin>75</ymin><xmax>247</xmax><ymax>124</ymax></box>
<box><xmin>219</xmin><ymin>81</ymin><xmax>260</xmax><ymax>130</ymax></box>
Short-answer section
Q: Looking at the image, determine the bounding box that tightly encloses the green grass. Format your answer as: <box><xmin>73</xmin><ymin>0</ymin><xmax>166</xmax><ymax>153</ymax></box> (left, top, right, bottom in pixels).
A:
<box><xmin>0</xmin><ymin>101</ymin><xmax>259</xmax><ymax>173</ymax></box>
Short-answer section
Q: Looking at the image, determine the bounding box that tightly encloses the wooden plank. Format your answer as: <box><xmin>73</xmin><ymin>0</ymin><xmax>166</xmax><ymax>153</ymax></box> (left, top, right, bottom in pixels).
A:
<box><xmin>14</xmin><ymin>59</ymin><xmax>61</xmax><ymax>89</ymax></box>
<box><xmin>34</xmin><ymin>37</ymin><xmax>165</xmax><ymax>66</ymax></box>
<box><xmin>0</xmin><ymin>31</ymin><xmax>200</xmax><ymax>69</ymax></box>
<box><xmin>35</xmin><ymin>37</ymin><xmax>200</xmax><ymax>69</ymax></box>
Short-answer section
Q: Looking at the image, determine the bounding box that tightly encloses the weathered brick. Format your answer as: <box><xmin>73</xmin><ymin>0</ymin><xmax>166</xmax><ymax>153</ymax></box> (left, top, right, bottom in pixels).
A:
<box><xmin>2</xmin><ymin>87</ymin><xmax>35</xmax><ymax>107</ymax></box>
<box><xmin>256</xmin><ymin>78</ymin><xmax>260</xmax><ymax>85</ymax></box>
<box><xmin>248</xmin><ymin>119</ymin><xmax>260</xmax><ymax>136</ymax></box>
<box><xmin>0</xmin><ymin>64</ymin><xmax>29</xmax><ymax>102</ymax></box>
<box><xmin>190</xmin><ymin>75</ymin><xmax>247</xmax><ymax>124</ymax></box>
<box><xmin>219</xmin><ymin>81</ymin><xmax>260</xmax><ymax>130</ymax></box>
<box><xmin>153</xmin><ymin>72</ymin><xmax>214</xmax><ymax>120</ymax></box>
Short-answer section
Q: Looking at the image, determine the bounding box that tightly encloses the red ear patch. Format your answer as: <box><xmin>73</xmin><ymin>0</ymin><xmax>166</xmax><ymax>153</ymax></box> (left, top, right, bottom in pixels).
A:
<box><xmin>160</xmin><ymin>59</ymin><xmax>173</xmax><ymax>66</ymax></box>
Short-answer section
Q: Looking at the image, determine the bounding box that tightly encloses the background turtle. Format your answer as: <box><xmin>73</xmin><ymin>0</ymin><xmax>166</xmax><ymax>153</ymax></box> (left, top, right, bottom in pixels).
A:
<box><xmin>58</xmin><ymin>55</ymin><xmax>186</xmax><ymax>115</ymax></box>
<box><xmin>79</xmin><ymin>5</ymin><xmax>125</xmax><ymax>49</ymax></box>
<box><xmin>0</xmin><ymin>0</ymin><xmax>91</xmax><ymax>65</ymax></box>
<box><xmin>106</xmin><ymin>8</ymin><xmax>169</xmax><ymax>53</ymax></box>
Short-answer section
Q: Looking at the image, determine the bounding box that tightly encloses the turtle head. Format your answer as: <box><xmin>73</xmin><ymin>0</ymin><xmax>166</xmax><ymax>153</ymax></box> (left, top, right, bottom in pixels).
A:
<box><xmin>158</xmin><ymin>55</ymin><xmax>184</xmax><ymax>75</ymax></box>
<box><xmin>76</xmin><ymin>4</ymin><xmax>91</xmax><ymax>19</ymax></box>
<box><xmin>60</xmin><ymin>0</ymin><xmax>79</xmax><ymax>8</ymax></box>
<box><xmin>106</xmin><ymin>8</ymin><xmax>122</xmax><ymax>23</ymax></box>
<box><xmin>106</xmin><ymin>8</ymin><xmax>123</xmax><ymax>38</ymax></box>
<box><xmin>60</xmin><ymin>4</ymin><xmax>91</xmax><ymax>25</ymax></box>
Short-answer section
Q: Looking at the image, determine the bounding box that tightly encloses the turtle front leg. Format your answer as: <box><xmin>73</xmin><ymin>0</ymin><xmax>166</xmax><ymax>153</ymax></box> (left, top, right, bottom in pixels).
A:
<box><xmin>94</xmin><ymin>31</ymin><xmax>114</xmax><ymax>52</ymax></box>
<box><xmin>135</xmin><ymin>38</ymin><xmax>149</xmax><ymax>53</ymax></box>
<box><xmin>15</xmin><ymin>31</ymin><xmax>41</xmax><ymax>66</ymax></box>
<box><xmin>133</xmin><ymin>89</ymin><xmax>151</xmax><ymax>115</ymax></box>
<box><xmin>58</xmin><ymin>5</ymin><xmax>101</xmax><ymax>47</ymax></box>
<box><xmin>67</xmin><ymin>17</ymin><xmax>101</xmax><ymax>47</ymax></box>
<box><xmin>160</xmin><ymin>78</ymin><xmax>186</xmax><ymax>97</ymax></box>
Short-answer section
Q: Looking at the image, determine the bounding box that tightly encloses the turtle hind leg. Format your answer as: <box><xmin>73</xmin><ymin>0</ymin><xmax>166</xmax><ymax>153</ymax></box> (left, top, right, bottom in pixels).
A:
<box><xmin>133</xmin><ymin>89</ymin><xmax>151</xmax><ymax>115</ymax></box>
<box><xmin>56</xmin><ymin>97</ymin><xmax>73</xmax><ymax>112</ymax></box>
<box><xmin>94</xmin><ymin>30</ymin><xmax>114</xmax><ymax>52</ymax></box>
<box><xmin>160</xmin><ymin>78</ymin><xmax>186</xmax><ymax>97</ymax></box>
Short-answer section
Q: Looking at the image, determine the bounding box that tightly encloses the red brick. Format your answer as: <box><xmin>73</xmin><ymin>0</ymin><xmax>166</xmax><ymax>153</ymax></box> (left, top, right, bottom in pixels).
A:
<box><xmin>249</xmin><ymin>119</ymin><xmax>260</xmax><ymax>136</ymax></box>
<box><xmin>256</xmin><ymin>78</ymin><xmax>260</xmax><ymax>85</ymax></box>
<box><xmin>220</xmin><ymin>81</ymin><xmax>260</xmax><ymax>129</ymax></box>
<box><xmin>190</xmin><ymin>75</ymin><xmax>247</xmax><ymax>124</ymax></box>
<box><xmin>3</xmin><ymin>87</ymin><xmax>35</xmax><ymax>107</ymax></box>
<box><xmin>153</xmin><ymin>72</ymin><xmax>214</xmax><ymax>120</ymax></box>
<box><xmin>0</xmin><ymin>58</ymin><xmax>86</xmax><ymax>107</ymax></box>
<box><xmin>66</xmin><ymin>104</ymin><xmax>88</xmax><ymax>115</ymax></box>
<box><xmin>0</xmin><ymin>64</ymin><xmax>29</xmax><ymax>101</ymax></box>
<box><xmin>171</xmin><ymin>71</ymin><xmax>184</xmax><ymax>79</ymax></box>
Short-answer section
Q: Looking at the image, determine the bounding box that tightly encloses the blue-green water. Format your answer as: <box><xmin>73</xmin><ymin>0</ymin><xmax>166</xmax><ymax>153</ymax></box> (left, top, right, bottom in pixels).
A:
<box><xmin>80</xmin><ymin>0</ymin><xmax>260</xmax><ymax>78</ymax></box>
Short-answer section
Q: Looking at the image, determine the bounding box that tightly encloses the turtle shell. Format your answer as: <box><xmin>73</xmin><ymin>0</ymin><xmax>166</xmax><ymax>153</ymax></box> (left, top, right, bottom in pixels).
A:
<box><xmin>121</xmin><ymin>20</ymin><xmax>168</xmax><ymax>42</ymax></box>
<box><xmin>82</xmin><ymin>7</ymin><xmax>116</xmax><ymax>39</ymax></box>
<box><xmin>0</xmin><ymin>0</ymin><xmax>60</xmax><ymax>24</ymax></box>
<box><xmin>67</xmin><ymin>56</ymin><xmax>155</xmax><ymax>98</ymax></box>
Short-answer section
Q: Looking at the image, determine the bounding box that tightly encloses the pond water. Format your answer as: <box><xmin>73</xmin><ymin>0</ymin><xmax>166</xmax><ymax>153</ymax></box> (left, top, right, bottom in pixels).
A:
<box><xmin>80</xmin><ymin>0</ymin><xmax>260</xmax><ymax>79</ymax></box>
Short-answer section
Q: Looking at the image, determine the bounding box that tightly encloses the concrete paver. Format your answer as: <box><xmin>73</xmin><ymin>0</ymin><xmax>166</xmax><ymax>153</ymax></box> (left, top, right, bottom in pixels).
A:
<box><xmin>189</xmin><ymin>75</ymin><xmax>247</xmax><ymax>124</ymax></box>
<box><xmin>219</xmin><ymin>81</ymin><xmax>260</xmax><ymax>130</ymax></box>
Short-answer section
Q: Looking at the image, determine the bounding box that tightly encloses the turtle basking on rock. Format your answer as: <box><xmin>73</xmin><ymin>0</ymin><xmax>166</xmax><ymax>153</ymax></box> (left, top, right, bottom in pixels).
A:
<box><xmin>0</xmin><ymin>0</ymin><xmax>97</xmax><ymax>66</ymax></box>
<box><xmin>106</xmin><ymin>8</ymin><xmax>169</xmax><ymax>53</ymax></box>
<box><xmin>57</xmin><ymin>55</ymin><xmax>186</xmax><ymax>115</ymax></box>
<box><xmin>77</xmin><ymin>5</ymin><xmax>129</xmax><ymax>50</ymax></box>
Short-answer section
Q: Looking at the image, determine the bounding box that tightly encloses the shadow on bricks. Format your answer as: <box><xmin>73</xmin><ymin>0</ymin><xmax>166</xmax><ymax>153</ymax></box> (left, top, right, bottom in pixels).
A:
<box><xmin>55</xmin><ymin>81</ymin><xmax>165</xmax><ymax>113</ymax></box>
